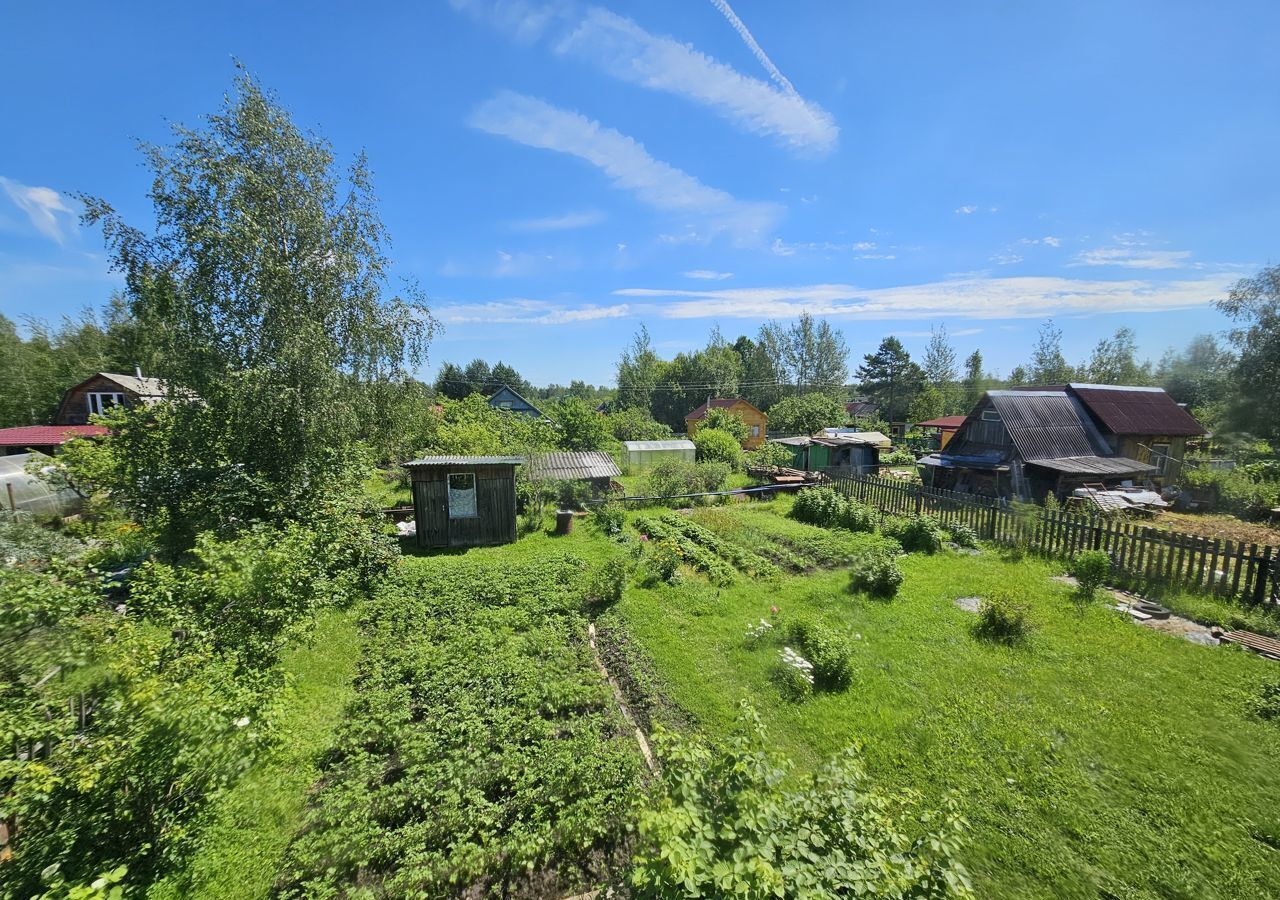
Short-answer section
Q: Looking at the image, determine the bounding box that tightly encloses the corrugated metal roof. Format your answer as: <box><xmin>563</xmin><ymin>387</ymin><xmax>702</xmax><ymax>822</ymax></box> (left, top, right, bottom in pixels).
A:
<box><xmin>404</xmin><ymin>456</ymin><xmax>524</xmax><ymax>467</ymax></box>
<box><xmin>0</xmin><ymin>425</ymin><xmax>109</xmax><ymax>445</ymax></box>
<box><xmin>915</xmin><ymin>416</ymin><xmax>967</xmax><ymax>430</ymax></box>
<box><xmin>846</xmin><ymin>400</ymin><xmax>877</xmax><ymax>417</ymax></box>
<box><xmin>528</xmin><ymin>451</ymin><xmax>621</xmax><ymax>481</ymax></box>
<box><xmin>817</xmin><ymin>430</ymin><xmax>891</xmax><ymax>447</ymax></box>
<box><xmin>1067</xmin><ymin>384</ymin><xmax>1204</xmax><ymax>437</ymax></box>
<box><xmin>1025</xmin><ymin>455</ymin><xmax>1156</xmax><ymax>475</ymax></box>
<box><xmin>988</xmin><ymin>391</ymin><xmax>1104</xmax><ymax>462</ymax></box>
<box><xmin>622</xmin><ymin>439</ymin><xmax>696</xmax><ymax>451</ymax></box>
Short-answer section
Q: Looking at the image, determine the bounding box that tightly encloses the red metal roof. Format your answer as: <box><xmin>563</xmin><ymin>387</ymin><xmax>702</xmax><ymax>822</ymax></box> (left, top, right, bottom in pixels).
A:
<box><xmin>0</xmin><ymin>425</ymin><xmax>109</xmax><ymax>446</ymax></box>
<box><xmin>685</xmin><ymin>397</ymin><xmax>759</xmax><ymax>420</ymax></box>
<box><xmin>1068</xmin><ymin>385</ymin><xmax>1204</xmax><ymax>436</ymax></box>
<box><xmin>915</xmin><ymin>415</ymin><xmax>967</xmax><ymax>430</ymax></box>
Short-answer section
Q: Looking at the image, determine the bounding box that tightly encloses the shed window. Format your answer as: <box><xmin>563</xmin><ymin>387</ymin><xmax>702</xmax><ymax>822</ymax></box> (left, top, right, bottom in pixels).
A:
<box><xmin>980</xmin><ymin>408</ymin><xmax>1001</xmax><ymax>422</ymax></box>
<box><xmin>750</xmin><ymin>425</ymin><xmax>760</xmax><ymax>438</ymax></box>
<box><xmin>88</xmin><ymin>392</ymin><xmax>125</xmax><ymax>416</ymax></box>
<box><xmin>1151</xmin><ymin>442</ymin><xmax>1171</xmax><ymax>475</ymax></box>
<box><xmin>447</xmin><ymin>472</ymin><xmax>478</xmax><ymax>518</ymax></box>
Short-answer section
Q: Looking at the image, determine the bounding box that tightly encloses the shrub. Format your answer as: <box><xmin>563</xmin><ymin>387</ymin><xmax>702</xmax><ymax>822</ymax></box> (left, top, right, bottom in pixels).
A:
<box><xmin>949</xmin><ymin>522</ymin><xmax>980</xmax><ymax>549</ymax></box>
<box><xmin>1252</xmin><ymin>678</ymin><xmax>1280</xmax><ymax>721</ymax></box>
<box><xmin>841</xmin><ymin>499</ymin><xmax>878</xmax><ymax>533</ymax></box>
<box><xmin>608</xmin><ymin>407</ymin><xmax>673</xmax><ymax>442</ymax></box>
<box><xmin>1073</xmin><ymin>549</ymin><xmax>1112</xmax><ymax>606</ymax></box>
<box><xmin>890</xmin><ymin>514</ymin><xmax>944</xmax><ymax>554</ymax></box>
<box><xmin>630</xmin><ymin>706</ymin><xmax>974</xmax><ymax>899</ymax></box>
<box><xmin>644</xmin><ymin>459</ymin><xmax>730</xmax><ymax>505</ymax></box>
<box><xmin>784</xmin><ymin>618</ymin><xmax>853</xmax><ymax>691</ymax></box>
<box><xmin>648</xmin><ymin>540</ymin><xmax>683</xmax><ymax>584</ymax></box>
<box><xmin>693</xmin><ymin>427</ymin><xmax>743</xmax><ymax>469</ymax></box>
<box><xmin>744</xmin><ymin>441</ymin><xmax>794</xmax><ymax>469</ymax></box>
<box><xmin>850</xmin><ymin>551</ymin><xmax>904</xmax><ymax>598</ymax></box>
<box><xmin>589</xmin><ymin>553</ymin><xmax>634</xmax><ymax>607</ymax></box>
<box><xmin>774</xmin><ymin>646</ymin><xmax>815</xmax><ymax>700</ymax></box>
<box><xmin>593</xmin><ymin>501</ymin><xmax>625</xmax><ymax>535</ymax></box>
<box><xmin>975</xmin><ymin>591</ymin><xmax>1034</xmax><ymax>644</ymax></box>
<box><xmin>790</xmin><ymin>487</ymin><xmax>876</xmax><ymax>531</ymax></box>
<box><xmin>701</xmin><ymin>407</ymin><xmax>749</xmax><ymax>443</ymax></box>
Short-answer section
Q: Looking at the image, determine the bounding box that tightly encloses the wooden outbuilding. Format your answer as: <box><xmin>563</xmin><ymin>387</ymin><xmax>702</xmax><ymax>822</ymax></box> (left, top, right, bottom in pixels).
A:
<box><xmin>55</xmin><ymin>371</ymin><xmax>170</xmax><ymax>425</ymax></box>
<box><xmin>527</xmin><ymin>451</ymin><xmax>622</xmax><ymax>494</ymax></box>
<box><xmin>405</xmin><ymin>456</ymin><xmax>522</xmax><ymax>549</ymax></box>
<box><xmin>685</xmin><ymin>398</ymin><xmax>768</xmax><ymax>449</ymax></box>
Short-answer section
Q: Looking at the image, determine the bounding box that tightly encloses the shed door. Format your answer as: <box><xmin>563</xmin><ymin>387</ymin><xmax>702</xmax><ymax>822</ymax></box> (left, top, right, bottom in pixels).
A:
<box><xmin>413</xmin><ymin>478</ymin><xmax>448</xmax><ymax>547</ymax></box>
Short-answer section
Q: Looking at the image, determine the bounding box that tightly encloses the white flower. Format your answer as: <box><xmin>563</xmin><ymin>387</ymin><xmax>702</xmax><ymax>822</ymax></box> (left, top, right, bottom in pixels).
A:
<box><xmin>234</xmin><ymin>716</ymin><xmax>251</xmax><ymax>728</ymax></box>
<box><xmin>780</xmin><ymin>646</ymin><xmax>815</xmax><ymax>683</ymax></box>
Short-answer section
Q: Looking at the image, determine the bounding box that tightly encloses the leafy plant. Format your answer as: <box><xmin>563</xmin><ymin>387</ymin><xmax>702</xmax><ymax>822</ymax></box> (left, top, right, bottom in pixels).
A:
<box><xmin>975</xmin><ymin>591</ymin><xmax>1034</xmax><ymax>644</ymax></box>
<box><xmin>693</xmin><ymin>427</ymin><xmax>743</xmax><ymax>469</ymax></box>
<box><xmin>701</xmin><ymin>407</ymin><xmax>749</xmax><ymax>443</ymax></box>
<box><xmin>589</xmin><ymin>553</ymin><xmax>634</xmax><ymax>607</ymax></box>
<box><xmin>592</xmin><ymin>500</ymin><xmax>625</xmax><ymax>535</ymax></box>
<box><xmin>850</xmin><ymin>550</ymin><xmax>905</xmax><ymax>598</ymax></box>
<box><xmin>1072</xmin><ymin>549</ymin><xmax>1112</xmax><ymax>609</ymax></box>
<box><xmin>784</xmin><ymin>617</ymin><xmax>852</xmax><ymax>691</ymax></box>
<box><xmin>744</xmin><ymin>441</ymin><xmax>794</xmax><ymax>469</ymax></box>
<box><xmin>887</xmin><ymin>513</ymin><xmax>945</xmax><ymax>554</ymax></box>
<box><xmin>775</xmin><ymin>646</ymin><xmax>816</xmax><ymax>700</ymax></box>
<box><xmin>647</xmin><ymin>539</ymin><xmax>684</xmax><ymax>584</ymax></box>
<box><xmin>630</xmin><ymin>706</ymin><xmax>974</xmax><ymax>898</ymax></box>
<box><xmin>1252</xmin><ymin>677</ymin><xmax>1280</xmax><ymax>721</ymax></box>
<box><xmin>949</xmin><ymin>522</ymin><xmax>980</xmax><ymax>549</ymax></box>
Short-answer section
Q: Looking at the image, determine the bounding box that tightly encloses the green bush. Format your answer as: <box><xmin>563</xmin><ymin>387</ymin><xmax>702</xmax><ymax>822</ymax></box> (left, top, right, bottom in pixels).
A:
<box><xmin>774</xmin><ymin>646</ymin><xmax>815</xmax><ymax>700</ymax></box>
<box><xmin>644</xmin><ymin>459</ymin><xmax>730</xmax><ymax>505</ymax></box>
<box><xmin>887</xmin><ymin>514</ymin><xmax>944</xmax><ymax>554</ymax></box>
<box><xmin>784</xmin><ymin>618</ymin><xmax>852</xmax><ymax>691</ymax></box>
<box><xmin>648</xmin><ymin>539</ymin><xmax>683</xmax><ymax>584</ymax></box>
<box><xmin>975</xmin><ymin>591</ymin><xmax>1034</xmax><ymax>644</ymax></box>
<box><xmin>630</xmin><ymin>706</ymin><xmax>974</xmax><ymax>899</ymax></box>
<box><xmin>693</xmin><ymin>427</ymin><xmax>743</xmax><ymax>469</ymax></box>
<box><xmin>850</xmin><ymin>551</ymin><xmax>904</xmax><ymax>598</ymax></box>
<box><xmin>949</xmin><ymin>523</ymin><xmax>980</xmax><ymax>549</ymax></box>
<box><xmin>592</xmin><ymin>501</ymin><xmax>625</xmax><ymax>535</ymax></box>
<box><xmin>1073</xmin><ymin>550</ymin><xmax>1112</xmax><ymax>603</ymax></box>
<box><xmin>790</xmin><ymin>487</ymin><xmax>878</xmax><ymax>532</ymax></box>
<box><xmin>1183</xmin><ymin>460</ymin><xmax>1280</xmax><ymax>516</ymax></box>
<box><xmin>589</xmin><ymin>553</ymin><xmax>634</xmax><ymax>607</ymax></box>
<box><xmin>1252</xmin><ymin>678</ymin><xmax>1280</xmax><ymax>721</ymax></box>
<box><xmin>701</xmin><ymin>408</ymin><xmax>749</xmax><ymax>443</ymax></box>
<box><xmin>744</xmin><ymin>441</ymin><xmax>794</xmax><ymax>469</ymax></box>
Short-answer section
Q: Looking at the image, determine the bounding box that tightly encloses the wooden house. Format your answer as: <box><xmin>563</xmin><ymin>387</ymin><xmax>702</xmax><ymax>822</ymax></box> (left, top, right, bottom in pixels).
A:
<box><xmin>1058</xmin><ymin>384</ymin><xmax>1204</xmax><ymax>481</ymax></box>
<box><xmin>55</xmin><ymin>372</ymin><xmax>169</xmax><ymax>425</ymax></box>
<box><xmin>685</xmin><ymin>398</ymin><xmax>768</xmax><ymax>449</ymax></box>
<box><xmin>919</xmin><ymin>390</ymin><xmax>1155</xmax><ymax>502</ymax></box>
<box><xmin>487</xmin><ymin>384</ymin><xmax>545</xmax><ymax>418</ymax></box>
<box><xmin>405</xmin><ymin>456</ymin><xmax>522</xmax><ymax>549</ymax></box>
<box><xmin>914</xmin><ymin>415</ymin><xmax>967</xmax><ymax>451</ymax></box>
<box><xmin>771</xmin><ymin>432</ymin><xmax>886</xmax><ymax>474</ymax></box>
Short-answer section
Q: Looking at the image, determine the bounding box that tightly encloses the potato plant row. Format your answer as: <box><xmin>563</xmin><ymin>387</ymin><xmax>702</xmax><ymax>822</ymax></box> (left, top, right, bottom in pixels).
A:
<box><xmin>632</xmin><ymin>515</ymin><xmax>738</xmax><ymax>585</ymax></box>
<box><xmin>655</xmin><ymin>512</ymin><xmax>781</xmax><ymax>579</ymax></box>
<box><xmin>276</xmin><ymin>553</ymin><xmax>642</xmax><ymax>898</ymax></box>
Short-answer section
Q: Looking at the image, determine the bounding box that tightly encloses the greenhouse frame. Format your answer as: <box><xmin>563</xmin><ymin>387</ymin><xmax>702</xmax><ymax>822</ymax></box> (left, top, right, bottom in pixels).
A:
<box><xmin>620</xmin><ymin>439</ymin><xmax>696</xmax><ymax>470</ymax></box>
<box><xmin>1</xmin><ymin>453</ymin><xmax>83</xmax><ymax>520</ymax></box>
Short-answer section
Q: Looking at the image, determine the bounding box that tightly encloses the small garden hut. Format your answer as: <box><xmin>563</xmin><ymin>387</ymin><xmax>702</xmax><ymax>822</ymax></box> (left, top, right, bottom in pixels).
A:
<box><xmin>621</xmin><ymin>439</ymin><xmax>696</xmax><ymax>470</ymax></box>
<box><xmin>404</xmin><ymin>456</ymin><xmax>522</xmax><ymax>549</ymax></box>
<box><xmin>528</xmin><ymin>451</ymin><xmax>621</xmax><ymax>494</ymax></box>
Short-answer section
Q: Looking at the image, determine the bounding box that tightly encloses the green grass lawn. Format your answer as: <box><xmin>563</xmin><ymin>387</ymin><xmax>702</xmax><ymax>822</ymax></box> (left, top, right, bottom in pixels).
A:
<box><xmin>148</xmin><ymin>608</ymin><xmax>363</xmax><ymax>900</ymax></box>
<box><xmin>603</xmin><ymin>497</ymin><xmax>1280</xmax><ymax>899</ymax></box>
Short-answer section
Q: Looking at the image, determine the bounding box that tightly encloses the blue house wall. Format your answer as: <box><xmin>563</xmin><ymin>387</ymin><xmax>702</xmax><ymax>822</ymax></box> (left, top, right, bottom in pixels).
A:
<box><xmin>487</xmin><ymin>385</ymin><xmax>544</xmax><ymax>418</ymax></box>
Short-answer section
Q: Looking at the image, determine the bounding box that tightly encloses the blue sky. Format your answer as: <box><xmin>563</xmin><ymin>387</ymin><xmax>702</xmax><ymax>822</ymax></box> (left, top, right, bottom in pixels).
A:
<box><xmin>2</xmin><ymin>0</ymin><xmax>1277</xmax><ymax>386</ymax></box>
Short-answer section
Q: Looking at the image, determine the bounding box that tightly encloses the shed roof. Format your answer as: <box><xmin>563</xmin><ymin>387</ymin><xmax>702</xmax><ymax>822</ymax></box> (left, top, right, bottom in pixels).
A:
<box><xmin>404</xmin><ymin>456</ymin><xmax>524</xmax><ymax>467</ymax></box>
<box><xmin>846</xmin><ymin>400</ymin><xmax>877</xmax><ymax>417</ymax></box>
<box><xmin>528</xmin><ymin>451</ymin><xmax>621</xmax><ymax>481</ymax></box>
<box><xmin>622</xmin><ymin>439</ymin><xmax>696</xmax><ymax>452</ymax></box>
<box><xmin>987</xmin><ymin>391</ymin><xmax>1106</xmax><ymax>462</ymax></box>
<box><xmin>818</xmin><ymin>429</ymin><xmax>891</xmax><ymax>447</ymax></box>
<box><xmin>684</xmin><ymin>397</ymin><xmax>764</xmax><ymax>421</ymax></box>
<box><xmin>915</xmin><ymin>415</ymin><xmax>967</xmax><ymax>430</ymax></box>
<box><xmin>0</xmin><ymin>425</ymin><xmax>109</xmax><ymax>446</ymax></box>
<box><xmin>100</xmin><ymin>372</ymin><xmax>168</xmax><ymax>398</ymax></box>
<box><xmin>1066</xmin><ymin>384</ymin><xmax>1204</xmax><ymax>436</ymax></box>
<box><xmin>1025</xmin><ymin>455</ymin><xmax>1157</xmax><ymax>476</ymax></box>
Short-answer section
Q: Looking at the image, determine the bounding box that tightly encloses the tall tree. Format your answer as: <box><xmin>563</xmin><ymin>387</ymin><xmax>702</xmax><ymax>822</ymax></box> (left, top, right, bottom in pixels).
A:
<box><xmin>962</xmin><ymin>349</ymin><xmax>985</xmax><ymax>410</ymax></box>
<box><xmin>1028</xmin><ymin>319</ymin><xmax>1076</xmax><ymax>384</ymax></box>
<box><xmin>856</xmin><ymin>337</ymin><xmax>923</xmax><ymax>423</ymax></box>
<box><xmin>1216</xmin><ymin>264</ymin><xmax>1280</xmax><ymax>441</ymax></box>
<box><xmin>921</xmin><ymin>325</ymin><xmax>959</xmax><ymax>412</ymax></box>
<box><xmin>616</xmin><ymin>324</ymin><xmax>661</xmax><ymax>412</ymax></box>
<box><xmin>1085</xmin><ymin>327</ymin><xmax>1151</xmax><ymax>385</ymax></box>
<box><xmin>785</xmin><ymin>312</ymin><xmax>848</xmax><ymax>394</ymax></box>
<box><xmin>81</xmin><ymin>71</ymin><xmax>435</xmax><ymax>540</ymax></box>
<box><xmin>434</xmin><ymin>361</ymin><xmax>472</xmax><ymax>399</ymax></box>
<box><xmin>1156</xmin><ymin>334</ymin><xmax>1235</xmax><ymax>423</ymax></box>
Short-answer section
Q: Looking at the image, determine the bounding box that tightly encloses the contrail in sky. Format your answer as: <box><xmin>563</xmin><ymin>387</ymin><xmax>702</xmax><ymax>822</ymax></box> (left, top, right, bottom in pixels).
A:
<box><xmin>707</xmin><ymin>0</ymin><xmax>799</xmax><ymax>97</ymax></box>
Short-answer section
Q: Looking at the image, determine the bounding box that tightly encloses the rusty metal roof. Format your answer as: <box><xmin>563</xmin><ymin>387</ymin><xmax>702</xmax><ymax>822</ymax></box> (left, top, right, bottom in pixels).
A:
<box><xmin>0</xmin><ymin>425</ymin><xmax>109</xmax><ymax>446</ymax></box>
<box><xmin>527</xmin><ymin>451</ymin><xmax>621</xmax><ymax>481</ymax></box>
<box><xmin>915</xmin><ymin>415</ymin><xmax>967</xmax><ymax>430</ymax></box>
<box><xmin>1067</xmin><ymin>384</ymin><xmax>1205</xmax><ymax>436</ymax></box>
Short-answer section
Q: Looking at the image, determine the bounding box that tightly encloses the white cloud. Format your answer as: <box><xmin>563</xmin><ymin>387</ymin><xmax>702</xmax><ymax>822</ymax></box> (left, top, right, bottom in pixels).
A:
<box><xmin>436</xmin><ymin>298</ymin><xmax>630</xmax><ymax>325</ymax></box>
<box><xmin>612</xmin><ymin>273</ymin><xmax>1236</xmax><ymax>320</ymax></box>
<box><xmin>1042</xmin><ymin>236</ymin><xmax>1061</xmax><ymax>248</ymax></box>
<box><xmin>448</xmin><ymin>0</ymin><xmax>565</xmax><ymax>43</ymax></box>
<box><xmin>684</xmin><ymin>269</ymin><xmax>734</xmax><ymax>280</ymax></box>
<box><xmin>0</xmin><ymin>177</ymin><xmax>78</xmax><ymax>243</ymax></box>
<box><xmin>470</xmin><ymin>91</ymin><xmax>780</xmax><ymax>243</ymax></box>
<box><xmin>507</xmin><ymin>209</ymin><xmax>605</xmax><ymax>232</ymax></box>
<box><xmin>1073</xmin><ymin>247</ymin><xmax>1193</xmax><ymax>269</ymax></box>
<box><xmin>955</xmin><ymin>205</ymin><xmax>977</xmax><ymax>215</ymax></box>
<box><xmin>772</xmin><ymin>237</ymin><xmax>895</xmax><ymax>259</ymax></box>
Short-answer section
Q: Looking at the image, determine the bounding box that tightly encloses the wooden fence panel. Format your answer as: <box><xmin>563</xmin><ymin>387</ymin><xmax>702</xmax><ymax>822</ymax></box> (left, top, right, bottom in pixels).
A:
<box><xmin>823</xmin><ymin>473</ymin><xmax>1279</xmax><ymax>607</ymax></box>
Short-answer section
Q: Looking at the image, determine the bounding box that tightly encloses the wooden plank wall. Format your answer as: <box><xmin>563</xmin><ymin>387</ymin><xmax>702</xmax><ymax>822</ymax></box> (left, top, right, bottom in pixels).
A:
<box><xmin>829</xmin><ymin>472</ymin><xmax>1280</xmax><ymax>607</ymax></box>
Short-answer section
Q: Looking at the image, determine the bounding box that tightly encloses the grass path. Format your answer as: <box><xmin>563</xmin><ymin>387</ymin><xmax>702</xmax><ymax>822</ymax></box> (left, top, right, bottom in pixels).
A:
<box><xmin>612</xmin><ymin>502</ymin><xmax>1280</xmax><ymax>899</ymax></box>
<box><xmin>148</xmin><ymin>607</ymin><xmax>362</xmax><ymax>900</ymax></box>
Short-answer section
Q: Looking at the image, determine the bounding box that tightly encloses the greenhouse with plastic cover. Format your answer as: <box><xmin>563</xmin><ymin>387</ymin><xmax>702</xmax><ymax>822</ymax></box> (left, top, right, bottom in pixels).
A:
<box><xmin>0</xmin><ymin>453</ymin><xmax>83</xmax><ymax>520</ymax></box>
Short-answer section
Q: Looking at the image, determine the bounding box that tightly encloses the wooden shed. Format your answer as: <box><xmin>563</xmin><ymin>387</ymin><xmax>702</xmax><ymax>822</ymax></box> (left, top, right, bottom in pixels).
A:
<box><xmin>405</xmin><ymin>456</ymin><xmax>522</xmax><ymax>549</ymax></box>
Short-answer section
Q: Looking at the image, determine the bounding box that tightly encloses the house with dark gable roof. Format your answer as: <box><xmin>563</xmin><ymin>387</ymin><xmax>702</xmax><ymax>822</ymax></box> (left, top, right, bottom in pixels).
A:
<box><xmin>919</xmin><ymin>388</ymin><xmax>1158</xmax><ymax>502</ymax></box>
<box><xmin>486</xmin><ymin>384</ymin><xmax>545</xmax><ymax>418</ymax></box>
<box><xmin>55</xmin><ymin>371</ymin><xmax>171</xmax><ymax>425</ymax></box>
<box><xmin>1059</xmin><ymin>384</ymin><xmax>1204</xmax><ymax>480</ymax></box>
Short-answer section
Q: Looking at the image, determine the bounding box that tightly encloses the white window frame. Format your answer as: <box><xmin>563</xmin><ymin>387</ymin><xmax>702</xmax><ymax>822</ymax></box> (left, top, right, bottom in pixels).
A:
<box><xmin>749</xmin><ymin>425</ymin><xmax>760</xmax><ymax>438</ymax></box>
<box><xmin>1150</xmin><ymin>442</ymin><xmax>1171</xmax><ymax>475</ymax></box>
<box><xmin>87</xmin><ymin>392</ymin><xmax>125</xmax><ymax>416</ymax></box>
<box><xmin>447</xmin><ymin>472</ymin><xmax>479</xmax><ymax>519</ymax></box>
<box><xmin>980</xmin><ymin>408</ymin><xmax>1001</xmax><ymax>422</ymax></box>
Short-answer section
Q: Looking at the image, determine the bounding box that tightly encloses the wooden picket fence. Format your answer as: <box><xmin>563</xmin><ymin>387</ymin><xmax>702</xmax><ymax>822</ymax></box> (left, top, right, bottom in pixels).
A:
<box><xmin>826</xmin><ymin>472</ymin><xmax>1280</xmax><ymax>607</ymax></box>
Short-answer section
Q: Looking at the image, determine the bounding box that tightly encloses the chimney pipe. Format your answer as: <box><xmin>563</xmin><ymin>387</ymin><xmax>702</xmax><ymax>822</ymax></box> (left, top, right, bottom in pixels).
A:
<box><xmin>135</xmin><ymin>364</ymin><xmax>143</xmax><ymax>380</ymax></box>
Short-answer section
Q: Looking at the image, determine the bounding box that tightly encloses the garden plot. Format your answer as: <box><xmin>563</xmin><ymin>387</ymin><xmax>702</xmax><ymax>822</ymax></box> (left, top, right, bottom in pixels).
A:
<box><xmin>276</xmin><ymin>553</ymin><xmax>642</xmax><ymax>899</ymax></box>
<box><xmin>612</xmin><ymin>497</ymin><xmax>1280</xmax><ymax>900</ymax></box>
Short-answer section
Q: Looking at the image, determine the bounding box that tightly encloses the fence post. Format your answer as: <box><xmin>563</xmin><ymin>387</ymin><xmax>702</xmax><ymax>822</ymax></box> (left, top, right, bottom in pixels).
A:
<box><xmin>1254</xmin><ymin>545</ymin><xmax>1275</xmax><ymax>606</ymax></box>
